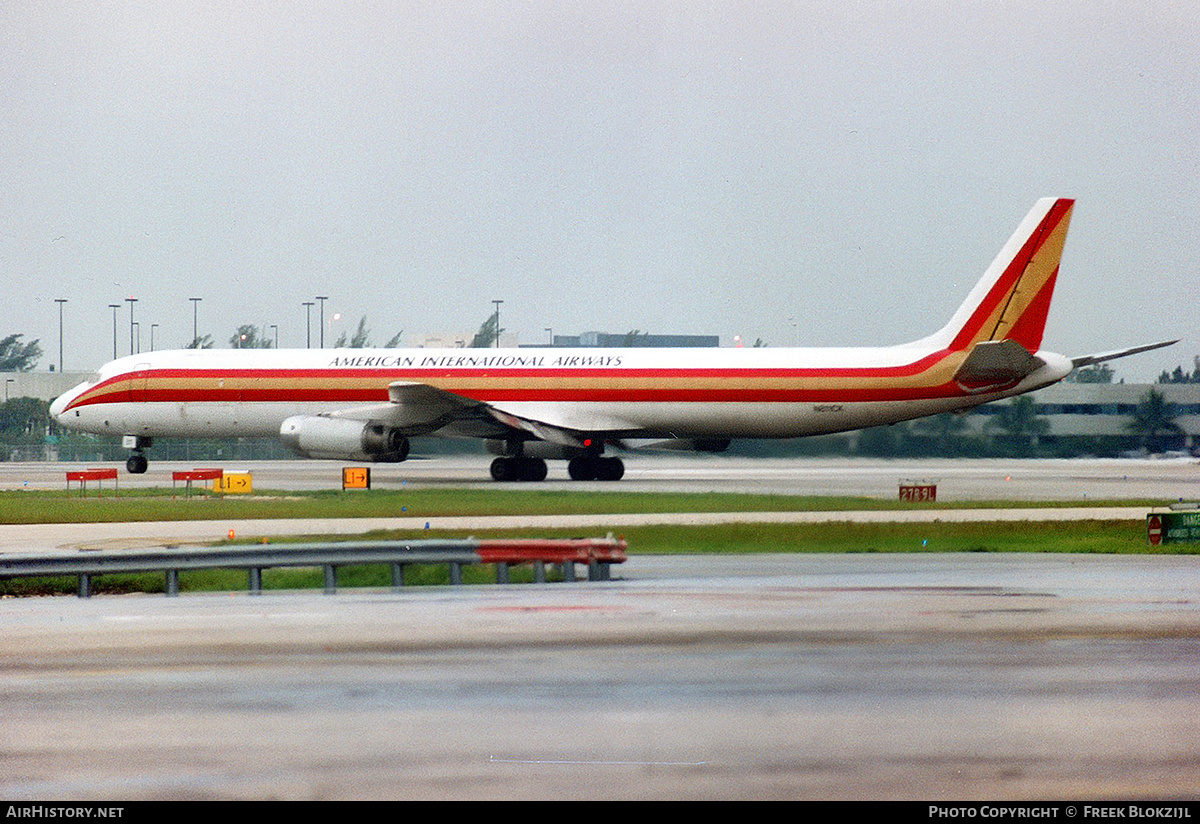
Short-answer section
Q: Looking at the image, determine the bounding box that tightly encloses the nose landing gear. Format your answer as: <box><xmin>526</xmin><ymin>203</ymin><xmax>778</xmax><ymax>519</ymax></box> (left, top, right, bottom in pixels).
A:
<box><xmin>122</xmin><ymin>435</ymin><xmax>152</xmax><ymax>474</ymax></box>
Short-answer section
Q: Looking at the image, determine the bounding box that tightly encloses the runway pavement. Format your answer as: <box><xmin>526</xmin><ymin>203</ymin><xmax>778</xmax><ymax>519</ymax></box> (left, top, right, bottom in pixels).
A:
<box><xmin>2</xmin><ymin>553</ymin><xmax>1198</xmax><ymax>801</ymax></box>
<box><xmin>1</xmin><ymin>456</ymin><xmax>1198</xmax><ymax>800</ymax></box>
<box><xmin>3</xmin><ymin>453</ymin><xmax>1198</xmax><ymax>499</ymax></box>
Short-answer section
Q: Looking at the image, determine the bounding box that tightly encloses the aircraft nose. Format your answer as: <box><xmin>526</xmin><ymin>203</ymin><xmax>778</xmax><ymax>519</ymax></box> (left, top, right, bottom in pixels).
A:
<box><xmin>49</xmin><ymin>387</ymin><xmax>76</xmax><ymax>423</ymax></box>
<box><xmin>49</xmin><ymin>393</ymin><xmax>67</xmax><ymax>421</ymax></box>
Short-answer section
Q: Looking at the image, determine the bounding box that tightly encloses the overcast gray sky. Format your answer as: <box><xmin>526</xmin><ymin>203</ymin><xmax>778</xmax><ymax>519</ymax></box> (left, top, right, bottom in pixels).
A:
<box><xmin>3</xmin><ymin>1</ymin><xmax>1196</xmax><ymax>381</ymax></box>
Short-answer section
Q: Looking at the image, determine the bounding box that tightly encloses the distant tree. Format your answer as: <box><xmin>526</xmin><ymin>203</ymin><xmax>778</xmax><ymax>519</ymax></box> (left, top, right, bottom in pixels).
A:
<box><xmin>1157</xmin><ymin>361</ymin><xmax>1200</xmax><ymax>384</ymax></box>
<box><xmin>913</xmin><ymin>412</ymin><xmax>971</xmax><ymax>455</ymax></box>
<box><xmin>0</xmin><ymin>334</ymin><xmax>42</xmax><ymax>372</ymax></box>
<box><xmin>0</xmin><ymin>396</ymin><xmax>49</xmax><ymax>444</ymax></box>
<box><xmin>186</xmin><ymin>334</ymin><xmax>214</xmax><ymax>349</ymax></box>
<box><xmin>1127</xmin><ymin>389</ymin><xmax>1183</xmax><ymax>453</ymax></box>
<box><xmin>229</xmin><ymin>325</ymin><xmax>273</xmax><ymax>348</ymax></box>
<box><xmin>342</xmin><ymin>317</ymin><xmax>403</xmax><ymax>348</ymax></box>
<box><xmin>334</xmin><ymin>316</ymin><xmax>374</xmax><ymax>349</ymax></box>
<box><xmin>1067</xmin><ymin>363</ymin><xmax>1115</xmax><ymax>384</ymax></box>
<box><xmin>856</xmin><ymin>422</ymin><xmax>912</xmax><ymax>457</ymax></box>
<box><xmin>469</xmin><ymin>314</ymin><xmax>502</xmax><ymax>348</ymax></box>
<box><xmin>986</xmin><ymin>396</ymin><xmax>1049</xmax><ymax>453</ymax></box>
<box><xmin>621</xmin><ymin>330</ymin><xmax>650</xmax><ymax>347</ymax></box>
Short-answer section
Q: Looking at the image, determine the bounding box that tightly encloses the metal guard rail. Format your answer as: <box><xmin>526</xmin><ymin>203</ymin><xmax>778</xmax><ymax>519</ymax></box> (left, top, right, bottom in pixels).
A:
<box><xmin>0</xmin><ymin>536</ymin><xmax>628</xmax><ymax>598</ymax></box>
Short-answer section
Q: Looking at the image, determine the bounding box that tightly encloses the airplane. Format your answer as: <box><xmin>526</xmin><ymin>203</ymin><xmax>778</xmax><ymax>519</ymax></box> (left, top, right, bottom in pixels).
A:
<box><xmin>50</xmin><ymin>197</ymin><xmax>1175</xmax><ymax>481</ymax></box>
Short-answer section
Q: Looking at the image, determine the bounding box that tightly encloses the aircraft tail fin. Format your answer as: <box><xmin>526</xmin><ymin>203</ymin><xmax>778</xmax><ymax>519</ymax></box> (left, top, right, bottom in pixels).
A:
<box><xmin>920</xmin><ymin>197</ymin><xmax>1075</xmax><ymax>353</ymax></box>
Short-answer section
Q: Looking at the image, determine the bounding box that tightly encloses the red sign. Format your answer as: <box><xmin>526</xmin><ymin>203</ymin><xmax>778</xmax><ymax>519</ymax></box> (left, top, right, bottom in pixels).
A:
<box><xmin>1148</xmin><ymin>515</ymin><xmax>1163</xmax><ymax>546</ymax></box>
<box><xmin>899</xmin><ymin>484</ymin><xmax>937</xmax><ymax>502</ymax></box>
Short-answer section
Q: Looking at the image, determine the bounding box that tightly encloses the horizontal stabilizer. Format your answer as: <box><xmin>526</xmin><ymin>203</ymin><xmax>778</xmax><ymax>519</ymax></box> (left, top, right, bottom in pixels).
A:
<box><xmin>953</xmin><ymin>339</ymin><xmax>1043</xmax><ymax>390</ymax></box>
<box><xmin>1071</xmin><ymin>340</ymin><xmax>1178</xmax><ymax>369</ymax></box>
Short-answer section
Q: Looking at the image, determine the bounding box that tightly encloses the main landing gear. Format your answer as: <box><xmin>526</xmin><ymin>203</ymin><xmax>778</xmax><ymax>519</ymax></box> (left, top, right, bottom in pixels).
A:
<box><xmin>488</xmin><ymin>439</ymin><xmax>625</xmax><ymax>482</ymax></box>
<box><xmin>489</xmin><ymin>454</ymin><xmax>625</xmax><ymax>482</ymax></box>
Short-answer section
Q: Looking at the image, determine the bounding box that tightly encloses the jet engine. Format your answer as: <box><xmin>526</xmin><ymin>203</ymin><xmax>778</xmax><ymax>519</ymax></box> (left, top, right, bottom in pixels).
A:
<box><xmin>279</xmin><ymin>415</ymin><xmax>410</xmax><ymax>462</ymax></box>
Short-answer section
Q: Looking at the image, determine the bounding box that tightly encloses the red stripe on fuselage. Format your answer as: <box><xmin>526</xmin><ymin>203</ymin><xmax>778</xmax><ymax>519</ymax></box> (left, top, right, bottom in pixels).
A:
<box><xmin>63</xmin><ymin>349</ymin><xmax>988</xmax><ymax>410</ymax></box>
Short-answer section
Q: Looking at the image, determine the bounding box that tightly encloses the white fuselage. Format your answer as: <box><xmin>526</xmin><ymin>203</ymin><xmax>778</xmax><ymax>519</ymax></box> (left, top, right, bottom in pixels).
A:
<box><xmin>50</xmin><ymin>344</ymin><xmax>1074</xmax><ymax>443</ymax></box>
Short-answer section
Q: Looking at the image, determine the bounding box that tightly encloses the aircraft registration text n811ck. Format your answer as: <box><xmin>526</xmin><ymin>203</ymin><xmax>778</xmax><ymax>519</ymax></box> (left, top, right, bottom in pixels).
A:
<box><xmin>50</xmin><ymin>197</ymin><xmax>1176</xmax><ymax>481</ymax></box>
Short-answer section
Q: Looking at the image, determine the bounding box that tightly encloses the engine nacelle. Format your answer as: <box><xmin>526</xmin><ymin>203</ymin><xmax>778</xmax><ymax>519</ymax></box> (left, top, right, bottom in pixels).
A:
<box><xmin>280</xmin><ymin>416</ymin><xmax>410</xmax><ymax>462</ymax></box>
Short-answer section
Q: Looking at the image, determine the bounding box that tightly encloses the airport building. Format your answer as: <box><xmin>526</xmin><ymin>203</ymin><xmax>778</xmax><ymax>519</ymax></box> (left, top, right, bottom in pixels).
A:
<box><xmin>975</xmin><ymin>381</ymin><xmax>1200</xmax><ymax>452</ymax></box>
<box><xmin>1</xmin><ymin>370</ymin><xmax>80</xmax><ymax>404</ymax></box>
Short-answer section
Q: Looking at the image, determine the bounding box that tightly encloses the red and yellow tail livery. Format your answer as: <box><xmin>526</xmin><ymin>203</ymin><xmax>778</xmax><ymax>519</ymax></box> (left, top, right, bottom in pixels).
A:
<box><xmin>931</xmin><ymin>196</ymin><xmax>1074</xmax><ymax>353</ymax></box>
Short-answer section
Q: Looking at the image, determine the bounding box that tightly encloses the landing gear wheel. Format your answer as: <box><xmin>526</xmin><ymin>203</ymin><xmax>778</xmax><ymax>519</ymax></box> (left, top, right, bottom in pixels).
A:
<box><xmin>568</xmin><ymin>455</ymin><xmax>597</xmax><ymax>481</ymax></box>
<box><xmin>596</xmin><ymin>456</ymin><xmax>625</xmax><ymax>481</ymax></box>
<box><xmin>519</xmin><ymin>457</ymin><xmax>548</xmax><ymax>482</ymax></box>
<box><xmin>490</xmin><ymin>457</ymin><xmax>514</xmax><ymax>481</ymax></box>
<box><xmin>568</xmin><ymin>455</ymin><xmax>624</xmax><ymax>481</ymax></box>
<box><xmin>490</xmin><ymin>457</ymin><xmax>548</xmax><ymax>482</ymax></box>
<box><xmin>126</xmin><ymin>452</ymin><xmax>148</xmax><ymax>474</ymax></box>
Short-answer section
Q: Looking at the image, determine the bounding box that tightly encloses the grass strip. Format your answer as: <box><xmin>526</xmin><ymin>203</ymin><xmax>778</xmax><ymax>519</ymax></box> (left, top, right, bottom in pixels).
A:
<box><xmin>2</xmin><ymin>518</ymin><xmax>1183</xmax><ymax>598</ymax></box>
<box><xmin>0</xmin><ymin>486</ymin><xmax>1164</xmax><ymax>525</ymax></box>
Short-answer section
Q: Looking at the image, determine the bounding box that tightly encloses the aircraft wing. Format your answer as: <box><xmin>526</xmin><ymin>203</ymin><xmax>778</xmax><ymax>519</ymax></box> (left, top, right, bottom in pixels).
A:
<box><xmin>1070</xmin><ymin>340</ymin><xmax>1178</xmax><ymax>369</ymax></box>
<box><xmin>323</xmin><ymin>381</ymin><xmax>494</xmax><ymax>436</ymax></box>
<box><xmin>484</xmin><ymin>403</ymin><xmax>643</xmax><ymax>447</ymax></box>
<box><xmin>485</xmin><ymin>408</ymin><xmax>590</xmax><ymax>448</ymax></box>
<box><xmin>324</xmin><ymin>380</ymin><xmax>639</xmax><ymax>445</ymax></box>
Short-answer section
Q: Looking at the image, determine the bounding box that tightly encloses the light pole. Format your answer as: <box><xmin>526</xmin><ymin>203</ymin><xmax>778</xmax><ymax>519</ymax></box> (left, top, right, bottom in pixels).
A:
<box><xmin>189</xmin><ymin>297</ymin><xmax>202</xmax><ymax>347</ymax></box>
<box><xmin>270</xmin><ymin>324</ymin><xmax>278</xmax><ymax>349</ymax></box>
<box><xmin>151</xmin><ymin>323</ymin><xmax>159</xmax><ymax>351</ymax></box>
<box><xmin>125</xmin><ymin>297</ymin><xmax>137</xmax><ymax>355</ymax></box>
<box><xmin>54</xmin><ymin>299</ymin><xmax>67</xmax><ymax>372</ymax></box>
<box><xmin>303</xmin><ymin>302</ymin><xmax>314</xmax><ymax>348</ymax></box>
<box><xmin>315</xmin><ymin>296</ymin><xmax>328</xmax><ymax>348</ymax></box>
<box><xmin>108</xmin><ymin>304</ymin><xmax>120</xmax><ymax>359</ymax></box>
<box><xmin>492</xmin><ymin>300</ymin><xmax>503</xmax><ymax>349</ymax></box>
